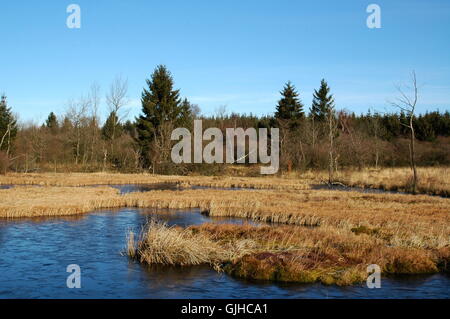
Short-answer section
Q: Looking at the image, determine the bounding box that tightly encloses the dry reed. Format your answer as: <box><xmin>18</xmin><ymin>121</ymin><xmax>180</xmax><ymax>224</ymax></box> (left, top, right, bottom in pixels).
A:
<box><xmin>0</xmin><ymin>172</ymin><xmax>313</xmax><ymax>190</ymax></box>
<box><xmin>1</xmin><ymin>168</ymin><xmax>448</xmax><ymax>195</ymax></box>
<box><xmin>334</xmin><ymin>167</ymin><xmax>450</xmax><ymax>196</ymax></box>
<box><xmin>130</xmin><ymin>222</ymin><xmax>450</xmax><ymax>285</ymax></box>
<box><xmin>131</xmin><ymin>220</ymin><xmax>228</xmax><ymax>267</ymax></box>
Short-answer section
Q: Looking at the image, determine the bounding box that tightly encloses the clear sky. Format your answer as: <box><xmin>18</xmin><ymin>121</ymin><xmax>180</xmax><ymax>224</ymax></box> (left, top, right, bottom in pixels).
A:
<box><xmin>1</xmin><ymin>0</ymin><xmax>449</xmax><ymax>124</ymax></box>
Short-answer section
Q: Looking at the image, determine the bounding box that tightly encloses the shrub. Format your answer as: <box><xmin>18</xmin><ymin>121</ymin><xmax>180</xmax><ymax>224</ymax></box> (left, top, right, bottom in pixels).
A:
<box><xmin>0</xmin><ymin>151</ymin><xmax>10</xmax><ymax>174</ymax></box>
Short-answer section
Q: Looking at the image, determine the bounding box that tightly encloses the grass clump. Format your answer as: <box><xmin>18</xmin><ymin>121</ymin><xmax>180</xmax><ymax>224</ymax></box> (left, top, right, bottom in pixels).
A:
<box><xmin>351</xmin><ymin>225</ymin><xmax>379</xmax><ymax>236</ymax></box>
<box><xmin>382</xmin><ymin>248</ymin><xmax>439</xmax><ymax>274</ymax></box>
<box><xmin>129</xmin><ymin>220</ymin><xmax>228</xmax><ymax>267</ymax></box>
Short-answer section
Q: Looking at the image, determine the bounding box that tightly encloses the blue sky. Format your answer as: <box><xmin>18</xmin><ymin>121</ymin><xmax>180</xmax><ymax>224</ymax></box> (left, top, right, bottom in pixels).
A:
<box><xmin>1</xmin><ymin>0</ymin><xmax>449</xmax><ymax>124</ymax></box>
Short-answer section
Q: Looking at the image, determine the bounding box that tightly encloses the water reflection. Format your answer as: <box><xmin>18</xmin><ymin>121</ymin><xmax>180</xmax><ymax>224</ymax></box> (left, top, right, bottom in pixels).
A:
<box><xmin>311</xmin><ymin>184</ymin><xmax>406</xmax><ymax>195</ymax></box>
<box><xmin>84</xmin><ymin>183</ymin><xmax>249</xmax><ymax>194</ymax></box>
<box><xmin>111</xmin><ymin>183</ymin><xmax>249</xmax><ymax>194</ymax></box>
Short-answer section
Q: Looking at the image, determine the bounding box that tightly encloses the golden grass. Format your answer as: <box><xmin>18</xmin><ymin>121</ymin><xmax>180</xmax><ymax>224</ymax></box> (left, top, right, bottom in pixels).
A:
<box><xmin>0</xmin><ymin>186</ymin><xmax>119</xmax><ymax>218</ymax></box>
<box><xmin>1</xmin><ymin>167</ymin><xmax>448</xmax><ymax>195</ymax></box>
<box><xmin>1</xmin><ymin>186</ymin><xmax>449</xmax><ymax>250</ymax></box>
<box><xmin>334</xmin><ymin>167</ymin><xmax>450</xmax><ymax>197</ymax></box>
<box><xmin>0</xmin><ymin>172</ymin><xmax>313</xmax><ymax>190</ymax></box>
<box><xmin>130</xmin><ymin>222</ymin><xmax>450</xmax><ymax>285</ymax></box>
<box><xmin>131</xmin><ymin>220</ymin><xmax>230</xmax><ymax>267</ymax></box>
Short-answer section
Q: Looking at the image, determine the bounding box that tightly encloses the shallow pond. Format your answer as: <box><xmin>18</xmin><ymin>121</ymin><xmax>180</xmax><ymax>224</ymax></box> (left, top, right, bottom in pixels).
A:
<box><xmin>311</xmin><ymin>184</ymin><xmax>407</xmax><ymax>195</ymax></box>
<box><xmin>80</xmin><ymin>183</ymin><xmax>247</xmax><ymax>194</ymax></box>
<box><xmin>0</xmin><ymin>208</ymin><xmax>448</xmax><ymax>299</ymax></box>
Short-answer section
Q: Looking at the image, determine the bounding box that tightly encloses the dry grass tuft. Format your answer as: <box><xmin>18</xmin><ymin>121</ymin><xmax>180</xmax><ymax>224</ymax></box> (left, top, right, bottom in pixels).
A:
<box><xmin>130</xmin><ymin>220</ymin><xmax>228</xmax><ymax>266</ymax></box>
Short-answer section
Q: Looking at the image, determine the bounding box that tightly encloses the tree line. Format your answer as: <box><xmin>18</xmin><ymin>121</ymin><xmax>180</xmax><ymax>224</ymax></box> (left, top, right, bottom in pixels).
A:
<box><xmin>1</xmin><ymin>65</ymin><xmax>449</xmax><ymax>175</ymax></box>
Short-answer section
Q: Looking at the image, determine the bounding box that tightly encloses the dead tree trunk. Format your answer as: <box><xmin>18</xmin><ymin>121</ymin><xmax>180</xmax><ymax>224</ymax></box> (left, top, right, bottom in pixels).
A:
<box><xmin>409</xmin><ymin>112</ymin><xmax>418</xmax><ymax>193</ymax></box>
<box><xmin>327</xmin><ymin>108</ymin><xmax>336</xmax><ymax>184</ymax></box>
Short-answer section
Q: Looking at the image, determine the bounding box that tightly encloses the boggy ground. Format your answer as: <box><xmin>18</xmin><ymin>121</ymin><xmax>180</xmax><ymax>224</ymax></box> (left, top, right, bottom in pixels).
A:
<box><xmin>0</xmin><ymin>172</ymin><xmax>449</xmax><ymax>285</ymax></box>
<box><xmin>334</xmin><ymin>167</ymin><xmax>450</xmax><ymax>197</ymax></box>
<box><xmin>0</xmin><ymin>172</ymin><xmax>314</xmax><ymax>190</ymax></box>
<box><xmin>120</xmin><ymin>186</ymin><xmax>449</xmax><ymax>285</ymax></box>
<box><xmin>0</xmin><ymin>167</ymin><xmax>448</xmax><ymax>195</ymax></box>
<box><xmin>128</xmin><ymin>222</ymin><xmax>450</xmax><ymax>285</ymax></box>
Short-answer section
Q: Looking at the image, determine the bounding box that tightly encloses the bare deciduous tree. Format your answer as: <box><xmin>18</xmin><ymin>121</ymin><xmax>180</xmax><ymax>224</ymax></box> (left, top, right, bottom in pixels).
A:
<box><xmin>66</xmin><ymin>98</ymin><xmax>90</xmax><ymax>165</ymax></box>
<box><xmin>88</xmin><ymin>83</ymin><xmax>101</xmax><ymax>166</ymax></box>
<box><xmin>390</xmin><ymin>71</ymin><xmax>419</xmax><ymax>194</ymax></box>
<box><xmin>327</xmin><ymin>105</ymin><xmax>338</xmax><ymax>184</ymax></box>
<box><xmin>105</xmin><ymin>75</ymin><xmax>129</xmax><ymax>159</ymax></box>
<box><xmin>369</xmin><ymin>109</ymin><xmax>383</xmax><ymax>170</ymax></box>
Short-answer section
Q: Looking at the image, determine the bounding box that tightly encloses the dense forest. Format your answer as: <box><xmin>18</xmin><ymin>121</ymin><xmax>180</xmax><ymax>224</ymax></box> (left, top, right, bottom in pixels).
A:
<box><xmin>1</xmin><ymin>65</ymin><xmax>449</xmax><ymax>175</ymax></box>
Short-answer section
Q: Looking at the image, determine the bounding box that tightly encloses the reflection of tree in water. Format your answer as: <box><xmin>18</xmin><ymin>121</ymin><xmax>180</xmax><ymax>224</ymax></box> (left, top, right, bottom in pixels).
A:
<box><xmin>0</xmin><ymin>214</ymin><xmax>87</xmax><ymax>225</ymax></box>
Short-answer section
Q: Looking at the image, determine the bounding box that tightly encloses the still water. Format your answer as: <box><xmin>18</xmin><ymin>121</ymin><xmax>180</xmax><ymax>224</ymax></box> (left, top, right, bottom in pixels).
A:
<box><xmin>0</xmin><ymin>207</ymin><xmax>448</xmax><ymax>299</ymax></box>
<box><xmin>106</xmin><ymin>183</ymin><xmax>246</xmax><ymax>194</ymax></box>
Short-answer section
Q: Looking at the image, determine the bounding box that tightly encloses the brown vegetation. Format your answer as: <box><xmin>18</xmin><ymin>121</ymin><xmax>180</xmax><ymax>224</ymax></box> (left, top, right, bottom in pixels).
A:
<box><xmin>335</xmin><ymin>167</ymin><xmax>450</xmax><ymax>196</ymax></box>
<box><xmin>0</xmin><ymin>151</ymin><xmax>9</xmax><ymax>175</ymax></box>
<box><xmin>0</xmin><ymin>186</ymin><xmax>119</xmax><ymax>218</ymax></box>
<box><xmin>0</xmin><ymin>172</ymin><xmax>314</xmax><ymax>190</ymax></box>
<box><xmin>129</xmin><ymin>222</ymin><xmax>450</xmax><ymax>285</ymax></box>
<box><xmin>1</xmin><ymin>167</ymin><xmax>449</xmax><ymax>195</ymax></box>
<box><xmin>1</xmin><ymin>173</ymin><xmax>448</xmax><ymax>285</ymax></box>
<box><xmin>1</xmin><ymin>184</ymin><xmax>447</xmax><ymax>247</ymax></box>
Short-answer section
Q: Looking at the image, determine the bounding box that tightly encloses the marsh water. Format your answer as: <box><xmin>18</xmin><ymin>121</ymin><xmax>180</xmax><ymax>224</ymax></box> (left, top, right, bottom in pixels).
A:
<box><xmin>100</xmin><ymin>183</ymin><xmax>246</xmax><ymax>194</ymax></box>
<box><xmin>0</xmin><ymin>184</ymin><xmax>449</xmax><ymax>298</ymax></box>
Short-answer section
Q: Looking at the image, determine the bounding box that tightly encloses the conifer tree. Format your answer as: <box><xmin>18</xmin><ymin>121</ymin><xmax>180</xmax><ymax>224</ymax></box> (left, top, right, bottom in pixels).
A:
<box><xmin>102</xmin><ymin>111</ymin><xmax>122</xmax><ymax>141</ymax></box>
<box><xmin>275</xmin><ymin>81</ymin><xmax>304</xmax><ymax>121</ymax></box>
<box><xmin>0</xmin><ymin>95</ymin><xmax>17</xmax><ymax>154</ymax></box>
<box><xmin>136</xmin><ymin>65</ymin><xmax>192</xmax><ymax>169</ymax></box>
<box><xmin>310</xmin><ymin>79</ymin><xmax>335</xmax><ymax>121</ymax></box>
<box><xmin>45</xmin><ymin>112</ymin><xmax>59</xmax><ymax>133</ymax></box>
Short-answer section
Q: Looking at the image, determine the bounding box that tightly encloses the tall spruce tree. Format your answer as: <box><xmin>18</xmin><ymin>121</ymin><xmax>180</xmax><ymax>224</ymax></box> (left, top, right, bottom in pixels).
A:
<box><xmin>102</xmin><ymin>111</ymin><xmax>122</xmax><ymax>141</ymax></box>
<box><xmin>0</xmin><ymin>95</ymin><xmax>17</xmax><ymax>153</ymax></box>
<box><xmin>136</xmin><ymin>65</ymin><xmax>192</xmax><ymax>168</ymax></box>
<box><xmin>180</xmin><ymin>98</ymin><xmax>194</xmax><ymax>124</ymax></box>
<box><xmin>45</xmin><ymin>112</ymin><xmax>59</xmax><ymax>133</ymax></box>
<box><xmin>275</xmin><ymin>81</ymin><xmax>304</xmax><ymax>121</ymax></box>
<box><xmin>310</xmin><ymin>79</ymin><xmax>335</xmax><ymax>121</ymax></box>
<box><xmin>123</xmin><ymin>120</ymin><xmax>137</xmax><ymax>139</ymax></box>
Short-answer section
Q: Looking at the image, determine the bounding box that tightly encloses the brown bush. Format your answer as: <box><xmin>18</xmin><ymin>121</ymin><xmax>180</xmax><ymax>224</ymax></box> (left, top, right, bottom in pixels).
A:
<box><xmin>0</xmin><ymin>151</ymin><xmax>10</xmax><ymax>174</ymax></box>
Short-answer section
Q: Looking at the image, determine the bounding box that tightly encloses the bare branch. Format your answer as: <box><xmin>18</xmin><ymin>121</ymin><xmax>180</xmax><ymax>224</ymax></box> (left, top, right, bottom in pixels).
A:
<box><xmin>0</xmin><ymin>123</ymin><xmax>11</xmax><ymax>150</ymax></box>
<box><xmin>106</xmin><ymin>75</ymin><xmax>129</xmax><ymax>115</ymax></box>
